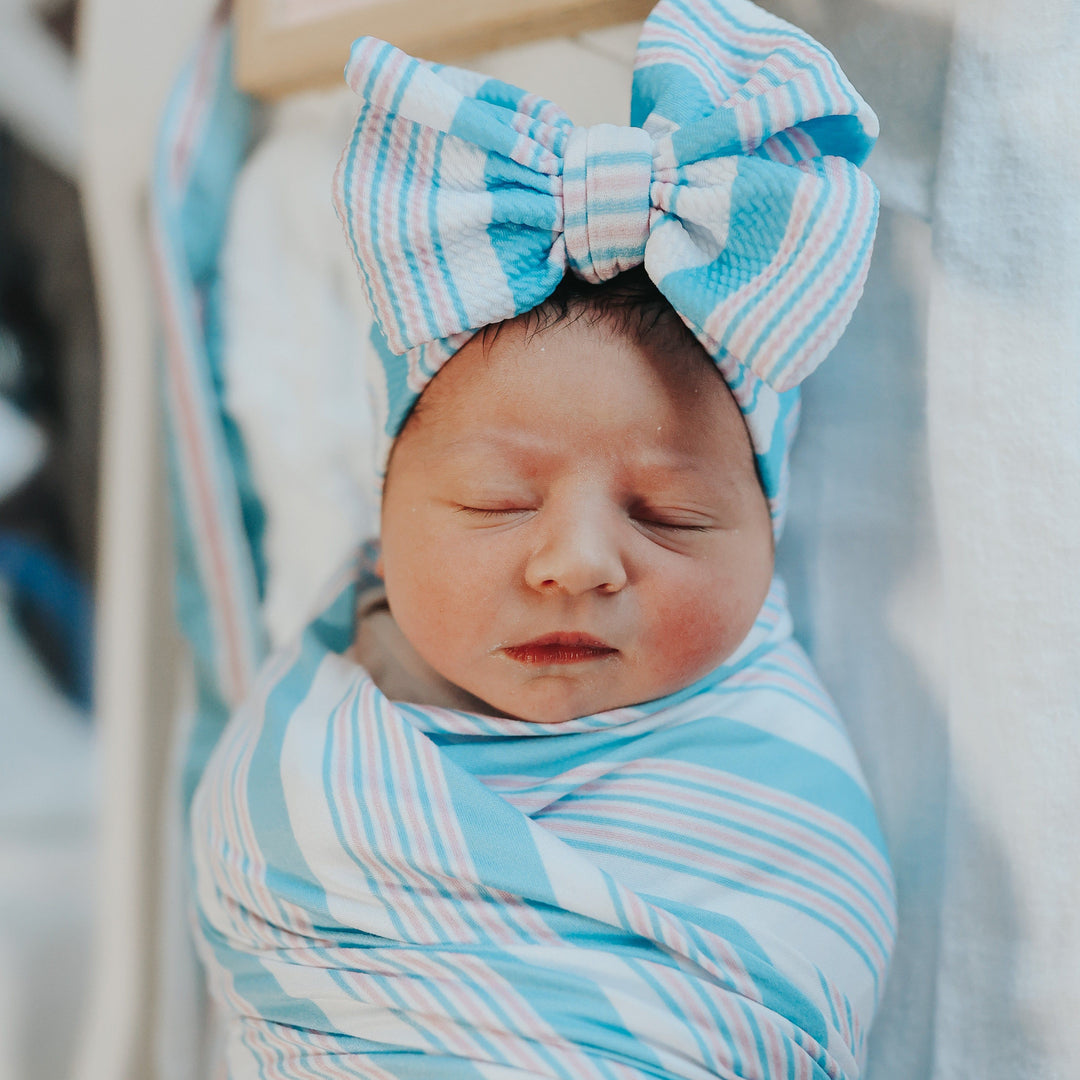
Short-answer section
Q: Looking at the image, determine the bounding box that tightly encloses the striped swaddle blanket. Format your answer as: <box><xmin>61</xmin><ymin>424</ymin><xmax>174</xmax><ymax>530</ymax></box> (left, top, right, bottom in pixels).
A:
<box><xmin>192</xmin><ymin>548</ymin><xmax>895</xmax><ymax>1078</ymax></box>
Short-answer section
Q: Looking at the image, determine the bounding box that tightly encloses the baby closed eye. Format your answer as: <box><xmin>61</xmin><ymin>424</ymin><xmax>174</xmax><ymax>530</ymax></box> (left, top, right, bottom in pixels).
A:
<box><xmin>634</xmin><ymin>518</ymin><xmax>711</xmax><ymax>532</ymax></box>
<box><xmin>455</xmin><ymin>503</ymin><xmax>714</xmax><ymax>535</ymax></box>
<box><xmin>628</xmin><ymin>501</ymin><xmax>717</xmax><ymax>533</ymax></box>
<box><xmin>455</xmin><ymin>505</ymin><xmax>535</xmax><ymax>521</ymax></box>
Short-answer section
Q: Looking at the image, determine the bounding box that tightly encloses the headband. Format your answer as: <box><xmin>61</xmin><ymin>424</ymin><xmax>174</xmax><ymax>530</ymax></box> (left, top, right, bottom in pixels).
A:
<box><xmin>332</xmin><ymin>0</ymin><xmax>879</xmax><ymax>529</ymax></box>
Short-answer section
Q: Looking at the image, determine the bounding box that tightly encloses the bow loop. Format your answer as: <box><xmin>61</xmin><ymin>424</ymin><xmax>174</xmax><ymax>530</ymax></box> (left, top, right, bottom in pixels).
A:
<box><xmin>562</xmin><ymin>124</ymin><xmax>654</xmax><ymax>284</ymax></box>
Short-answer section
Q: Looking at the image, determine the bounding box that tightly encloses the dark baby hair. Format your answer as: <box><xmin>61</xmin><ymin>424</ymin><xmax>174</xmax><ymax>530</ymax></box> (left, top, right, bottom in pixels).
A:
<box><xmin>481</xmin><ymin>266</ymin><xmax>715</xmax><ymax>381</ymax></box>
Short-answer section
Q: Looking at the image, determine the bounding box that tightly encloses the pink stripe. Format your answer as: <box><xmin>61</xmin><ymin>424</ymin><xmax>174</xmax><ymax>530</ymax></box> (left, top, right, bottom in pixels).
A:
<box><xmin>408</xmin><ymin>718</ymin><xmax>475</xmax><ymax>877</ymax></box>
<box><xmin>830</xmin><ymin>982</ymin><xmax>852</xmax><ymax>1047</ymax></box>
<box><xmin>330</xmin><ymin>965</ymin><xmax>455</xmax><ymax>1052</ymax></box>
<box><xmin>406</xmin><ymin>768</ymin><xmax>570</xmax><ymax>944</ymax></box>
<box><xmin>371</xmin><ymin>691</ymin><xmax>465</xmax><ymax>943</ymax></box>
<box><xmin>654</xmin><ymin>0</ymin><xmax>865</xmax><ymax>154</ymax></box>
<box><xmin>761</xmin><ymin>1017</ymin><xmax>789</xmax><ymax>1079</ymax></box>
<box><xmin>356</xmin><ymin>692</ymin><xmax>559</xmax><ymax>951</ymax></box>
<box><xmin>650</xmin><ymin>5</ymin><xmax>774</xmax><ymax>97</ymax></box>
<box><xmin>236</xmin><ymin>987</ymin><xmax>289</xmax><ymax>1080</ymax></box>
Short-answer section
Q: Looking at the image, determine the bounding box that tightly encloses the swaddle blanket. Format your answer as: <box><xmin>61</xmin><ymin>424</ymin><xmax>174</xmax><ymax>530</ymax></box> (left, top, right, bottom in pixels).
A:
<box><xmin>192</xmin><ymin>548</ymin><xmax>896</xmax><ymax>1078</ymax></box>
<box><xmin>332</xmin><ymin>0</ymin><xmax>880</xmax><ymax>529</ymax></box>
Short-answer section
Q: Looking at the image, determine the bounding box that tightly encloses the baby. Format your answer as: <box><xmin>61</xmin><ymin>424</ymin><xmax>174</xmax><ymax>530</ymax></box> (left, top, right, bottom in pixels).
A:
<box><xmin>363</xmin><ymin>269</ymin><xmax>773</xmax><ymax>725</ymax></box>
<box><xmin>191</xmin><ymin>1</ymin><xmax>896</xmax><ymax>1077</ymax></box>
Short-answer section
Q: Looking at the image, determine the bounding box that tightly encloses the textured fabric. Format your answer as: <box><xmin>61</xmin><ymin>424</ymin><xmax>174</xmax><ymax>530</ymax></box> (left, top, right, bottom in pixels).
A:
<box><xmin>926</xmin><ymin>2</ymin><xmax>1080</xmax><ymax>1073</ymax></box>
<box><xmin>332</xmin><ymin>0</ymin><xmax>880</xmax><ymax>527</ymax></box>
<box><xmin>193</xmin><ymin>548</ymin><xmax>896</xmax><ymax>1079</ymax></box>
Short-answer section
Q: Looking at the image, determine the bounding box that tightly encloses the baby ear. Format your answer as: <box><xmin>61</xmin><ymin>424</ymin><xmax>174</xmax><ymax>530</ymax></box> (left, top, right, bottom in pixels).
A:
<box><xmin>375</xmin><ymin>552</ymin><xmax>385</xmax><ymax>579</ymax></box>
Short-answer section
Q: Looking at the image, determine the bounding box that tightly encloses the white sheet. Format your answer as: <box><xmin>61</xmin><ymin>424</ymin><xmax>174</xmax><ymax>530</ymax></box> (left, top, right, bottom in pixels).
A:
<box><xmin>926</xmin><ymin>2</ymin><xmax>1080</xmax><ymax>1073</ymax></box>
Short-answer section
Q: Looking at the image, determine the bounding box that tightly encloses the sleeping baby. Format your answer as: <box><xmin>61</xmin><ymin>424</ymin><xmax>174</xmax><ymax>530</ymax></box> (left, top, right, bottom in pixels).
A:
<box><xmin>191</xmin><ymin>0</ymin><xmax>896</xmax><ymax>1076</ymax></box>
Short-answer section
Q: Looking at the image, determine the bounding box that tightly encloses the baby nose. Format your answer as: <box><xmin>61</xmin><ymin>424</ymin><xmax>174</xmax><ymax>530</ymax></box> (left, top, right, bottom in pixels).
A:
<box><xmin>524</xmin><ymin>505</ymin><xmax>628</xmax><ymax>597</ymax></box>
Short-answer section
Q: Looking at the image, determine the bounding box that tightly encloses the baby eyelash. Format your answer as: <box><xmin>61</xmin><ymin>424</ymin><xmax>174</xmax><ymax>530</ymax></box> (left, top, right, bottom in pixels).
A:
<box><xmin>456</xmin><ymin>506</ymin><xmax>529</xmax><ymax>518</ymax></box>
<box><xmin>638</xmin><ymin>520</ymin><xmax>710</xmax><ymax>532</ymax></box>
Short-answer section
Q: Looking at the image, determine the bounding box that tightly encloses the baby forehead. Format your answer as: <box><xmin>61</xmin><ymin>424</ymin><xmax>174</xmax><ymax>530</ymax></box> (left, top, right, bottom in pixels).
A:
<box><xmin>401</xmin><ymin>314</ymin><xmax>752</xmax><ymax>466</ymax></box>
<box><xmin>423</xmin><ymin>311</ymin><xmax>731</xmax><ymax>412</ymax></box>
<box><xmin>440</xmin><ymin>428</ymin><xmax>710</xmax><ymax>470</ymax></box>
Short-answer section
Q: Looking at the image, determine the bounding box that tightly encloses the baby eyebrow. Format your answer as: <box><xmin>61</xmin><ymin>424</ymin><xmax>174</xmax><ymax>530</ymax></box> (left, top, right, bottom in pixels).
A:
<box><xmin>443</xmin><ymin>433</ymin><xmax>699</xmax><ymax>467</ymax></box>
<box><xmin>434</xmin><ymin>434</ymin><xmax>742</xmax><ymax>497</ymax></box>
<box><xmin>438</xmin><ymin>432</ymin><xmax>542</xmax><ymax>459</ymax></box>
<box><xmin>630</xmin><ymin>455</ymin><xmax>706</xmax><ymax>477</ymax></box>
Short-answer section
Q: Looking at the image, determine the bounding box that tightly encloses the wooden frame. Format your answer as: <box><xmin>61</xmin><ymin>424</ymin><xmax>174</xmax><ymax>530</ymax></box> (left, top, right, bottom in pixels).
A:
<box><xmin>234</xmin><ymin>0</ymin><xmax>654</xmax><ymax>97</ymax></box>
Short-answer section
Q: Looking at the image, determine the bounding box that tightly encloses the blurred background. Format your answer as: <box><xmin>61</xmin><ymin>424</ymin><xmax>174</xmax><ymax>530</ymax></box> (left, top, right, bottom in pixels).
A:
<box><xmin>0</xmin><ymin>3</ymin><xmax>96</xmax><ymax>1078</ymax></box>
<box><xmin>1</xmin><ymin>0</ymin><xmax>1077</xmax><ymax>1078</ymax></box>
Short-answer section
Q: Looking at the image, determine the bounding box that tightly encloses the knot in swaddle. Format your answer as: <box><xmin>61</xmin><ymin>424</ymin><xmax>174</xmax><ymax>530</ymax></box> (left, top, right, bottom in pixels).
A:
<box><xmin>561</xmin><ymin>124</ymin><xmax>654</xmax><ymax>283</ymax></box>
<box><xmin>332</xmin><ymin>0</ymin><xmax>880</xmax><ymax>530</ymax></box>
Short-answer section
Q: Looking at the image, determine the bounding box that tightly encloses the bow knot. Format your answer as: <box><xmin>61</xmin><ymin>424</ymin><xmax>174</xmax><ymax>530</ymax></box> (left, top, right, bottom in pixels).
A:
<box><xmin>562</xmin><ymin>124</ymin><xmax>653</xmax><ymax>284</ymax></box>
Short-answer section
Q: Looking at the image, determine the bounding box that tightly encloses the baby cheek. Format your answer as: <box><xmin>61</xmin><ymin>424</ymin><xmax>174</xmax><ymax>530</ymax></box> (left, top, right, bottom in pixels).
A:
<box><xmin>646</xmin><ymin>579</ymin><xmax>752</xmax><ymax>684</ymax></box>
<box><xmin>395</xmin><ymin>535</ymin><xmax>511</xmax><ymax>649</ymax></box>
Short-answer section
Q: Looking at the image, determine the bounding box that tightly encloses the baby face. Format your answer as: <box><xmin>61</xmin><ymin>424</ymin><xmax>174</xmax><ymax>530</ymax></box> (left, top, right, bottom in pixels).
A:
<box><xmin>378</xmin><ymin>315</ymin><xmax>774</xmax><ymax>723</ymax></box>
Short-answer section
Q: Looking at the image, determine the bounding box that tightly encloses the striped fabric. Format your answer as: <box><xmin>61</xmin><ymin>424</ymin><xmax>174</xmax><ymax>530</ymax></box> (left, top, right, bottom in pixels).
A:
<box><xmin>193</xmin><ymin>548</ymin><xmax>896</xmax><ymax>1078</ymax></box>
<box><xmin>150</xmin><ymin>11</ymin><xmax>269</xmax><ymax>805</ymax></box>
<box><xmin>332</xmin><ymin>0</ymin><xmax>880</xmax><ymax>527</ymax></box>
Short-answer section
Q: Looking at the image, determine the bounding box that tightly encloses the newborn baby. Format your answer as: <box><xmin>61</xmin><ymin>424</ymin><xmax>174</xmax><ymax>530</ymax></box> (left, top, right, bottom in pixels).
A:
<box><xmin>367</xmin><ymin>271</ymin><xmax>773</xmax><ymax>724</ymax></box>
<box><xmin>191</xmin><ymin>1</ymin><xmax>896</xmax><ymax>1076</ymax></box>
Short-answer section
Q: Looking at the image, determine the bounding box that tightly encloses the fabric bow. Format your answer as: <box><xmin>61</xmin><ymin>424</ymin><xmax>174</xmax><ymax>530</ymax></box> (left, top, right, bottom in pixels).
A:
<box><xmin>333</xmin><ymin>0</ymin><xmax>879</xmax><ymax>527</ymax></box>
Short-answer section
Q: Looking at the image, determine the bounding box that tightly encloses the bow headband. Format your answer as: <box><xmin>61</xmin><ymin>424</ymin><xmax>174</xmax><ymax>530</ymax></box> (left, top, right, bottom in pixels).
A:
<box><xmin>333</xmin><ymin>0</ymin><xmax>879</xmax><ymax>529</ymax></box>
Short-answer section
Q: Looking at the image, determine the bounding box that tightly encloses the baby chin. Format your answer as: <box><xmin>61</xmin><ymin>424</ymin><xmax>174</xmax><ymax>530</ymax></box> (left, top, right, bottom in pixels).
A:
<box><xmin>477</xmin><ymin>649</ymin><xmax>647</xmax><ymax>724</ymax></box>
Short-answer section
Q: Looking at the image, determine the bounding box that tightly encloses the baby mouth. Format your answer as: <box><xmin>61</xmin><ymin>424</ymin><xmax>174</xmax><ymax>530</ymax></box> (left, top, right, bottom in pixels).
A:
<box><xmin>500</xmin><ymin>633</ymin><xmax>618</xmax><ymax>666</ymax></box>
